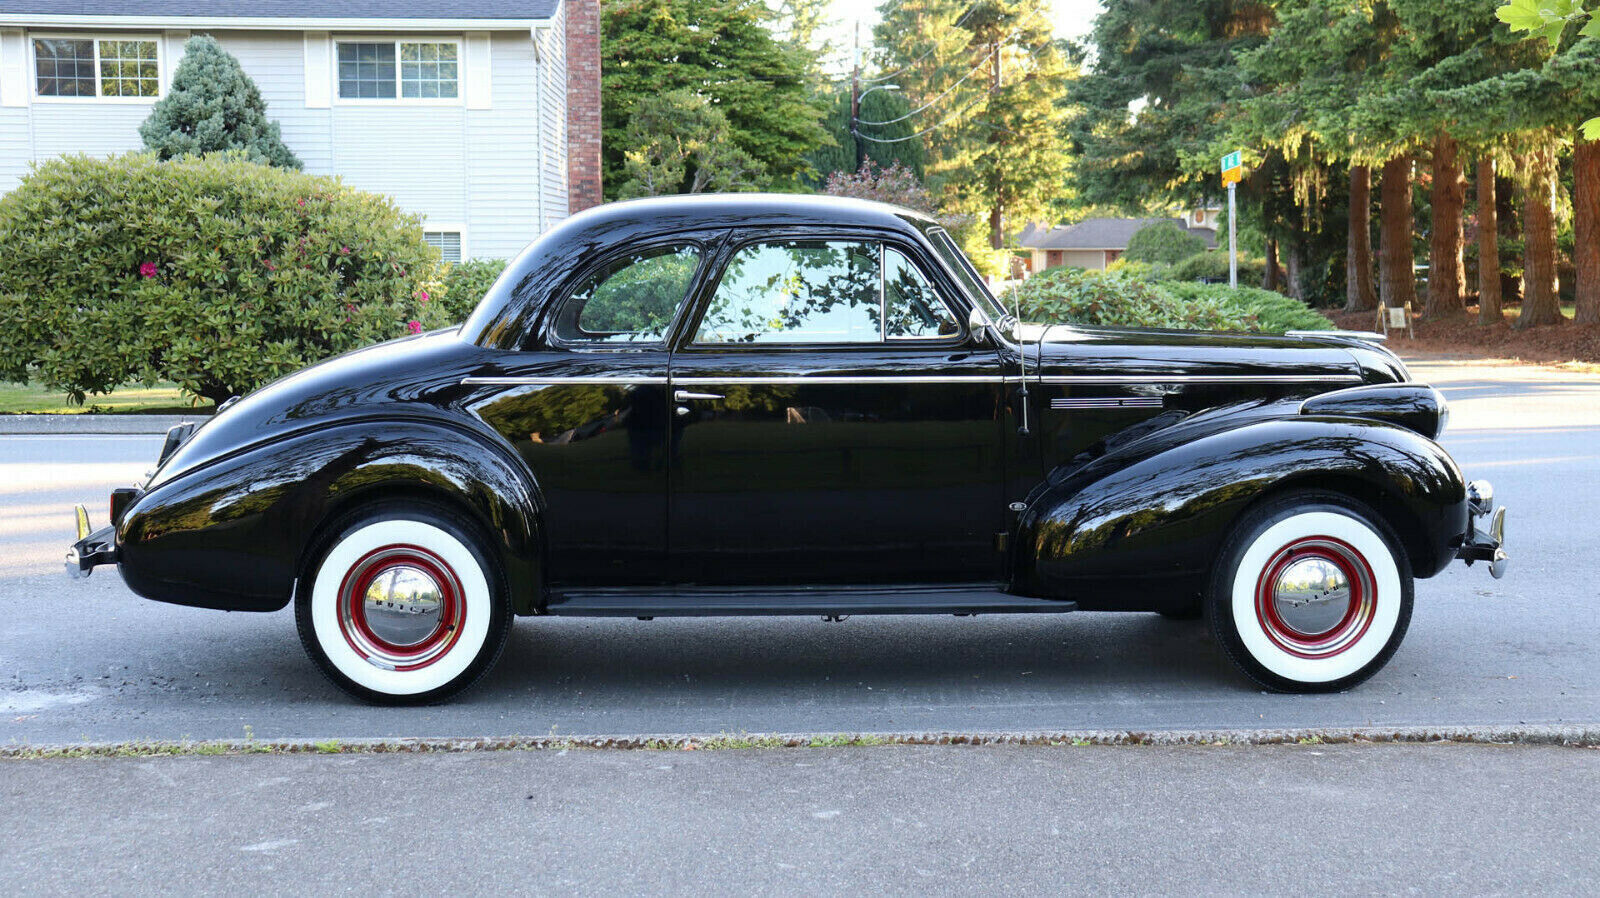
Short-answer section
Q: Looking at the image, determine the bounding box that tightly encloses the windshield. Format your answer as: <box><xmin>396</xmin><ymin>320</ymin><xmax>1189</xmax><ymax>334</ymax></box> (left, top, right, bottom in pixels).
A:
<box><xmin>924</xmin><ymin>226</ymin><xmax>1009</xmax><ymax>323</ymax></box>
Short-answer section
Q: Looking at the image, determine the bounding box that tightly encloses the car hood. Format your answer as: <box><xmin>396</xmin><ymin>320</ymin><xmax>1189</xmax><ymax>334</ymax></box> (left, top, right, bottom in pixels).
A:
<box><xmin>149</xmin><ymin>329</ymin><xmax>485</xmax><ymax>487</ymax></box>
<box><xmin>1025</xmin><ymin>324</ymin><xmax>1408</xmax><ymax>385</ymax></box>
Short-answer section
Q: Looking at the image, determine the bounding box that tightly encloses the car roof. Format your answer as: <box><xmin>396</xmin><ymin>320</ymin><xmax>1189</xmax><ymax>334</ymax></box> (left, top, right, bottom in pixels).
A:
<box><xmin>555</xmin><ymin>192</ymin><xmax>939</xmax><ymax>237</ymax></box>
<box><xmin>461</xmin><ymin>194</ymin><xmax>946</xmax><ymax>349</ymax></box>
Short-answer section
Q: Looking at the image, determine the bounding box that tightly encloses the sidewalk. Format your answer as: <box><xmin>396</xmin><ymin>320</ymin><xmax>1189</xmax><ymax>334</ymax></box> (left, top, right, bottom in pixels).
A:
<box><xmin>0</xmin><ymin>414</ymin><xmax>201</xmax><ymax>435</ymax></box>
<box><xmin>3</xmin><ymin>742</ymin><xmax>1596</xmax><ymax>892</ymax></box>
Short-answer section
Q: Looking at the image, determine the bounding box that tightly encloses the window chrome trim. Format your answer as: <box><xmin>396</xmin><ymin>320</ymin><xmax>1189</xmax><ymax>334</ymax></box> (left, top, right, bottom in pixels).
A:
<box><xmin>461</xmin><ymin>373</ymin><xmax>1362</xmax><ymax>388</ymax></box>
<box><xmin>459</xmin><ymin>376</ymin><xmax>668</xmax><ymax>386</ymax></box>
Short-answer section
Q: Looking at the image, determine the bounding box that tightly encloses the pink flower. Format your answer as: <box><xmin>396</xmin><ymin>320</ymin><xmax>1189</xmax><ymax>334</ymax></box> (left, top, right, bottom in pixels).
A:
<box><xmin>407</xmin><ymin>320</ymin><xmax>423</xmax><ymax>335</ymax></box>
<box><xmin>340</xmin><ymin>245</ymin><xmax>351</xmax><ymax>255</ymax></box>
<box><xmin>138</xmin><ymin>262</ymin><xmax>158</xmax><ymax>279</ymax></box>
<box><xmin>416</xmin><ymin>290</ymin><xmax>430</xmax><ymax>303</ymax></box>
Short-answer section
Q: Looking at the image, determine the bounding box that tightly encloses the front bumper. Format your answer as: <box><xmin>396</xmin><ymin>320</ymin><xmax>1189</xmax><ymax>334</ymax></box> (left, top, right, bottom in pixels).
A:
<box><xmin>1455</xmin><ymin>480</ymin><xmax>1508</xmax><ymax>579</ymax></box>
<box><xmin>65</xmin><ymin>504</ymin><xmax>118</xmax><ymax>579</ymax></box>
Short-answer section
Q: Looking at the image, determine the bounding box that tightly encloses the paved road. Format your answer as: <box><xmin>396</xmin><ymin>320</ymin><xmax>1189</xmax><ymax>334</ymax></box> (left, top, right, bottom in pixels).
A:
<box><xmin>3</xmin><ymin>742</ymin><xmax>1596</xmax><ymax>893</ymax></box>
<box><xmin>1</xmin><ymin>359</ymin><xmax>1595</xmax><ymax>745</ymax></box>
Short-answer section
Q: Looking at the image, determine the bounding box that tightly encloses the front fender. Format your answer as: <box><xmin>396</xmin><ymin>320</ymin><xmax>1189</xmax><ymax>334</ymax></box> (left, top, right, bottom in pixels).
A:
<box><xmin>117</xmin><ymin>419</ymin><xmax>544</xmax><ymax>613</ymax></box>
<box><xmin>1012</xmin><ymin>416</ymin><xmax>1468</xmax><ymax>604</ymax></box>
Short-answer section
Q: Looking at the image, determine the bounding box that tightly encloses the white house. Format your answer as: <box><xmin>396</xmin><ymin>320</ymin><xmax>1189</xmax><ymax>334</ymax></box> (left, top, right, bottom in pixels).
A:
<box><xmin>0</xmin><ymin>1</ymin><xmax>604</xmax><ymax>261</ymax></box>
<box><xmin>1017</xmin><ymin>210</ymin><xmax>1221</xmax><ymax>273</ymax></box>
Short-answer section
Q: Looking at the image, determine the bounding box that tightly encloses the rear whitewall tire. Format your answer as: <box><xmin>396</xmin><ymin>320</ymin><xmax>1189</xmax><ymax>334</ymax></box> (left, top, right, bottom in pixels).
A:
<box><xmin>1208</xmin><ymin>493</ymin><xmax>1413</xmax><ymax>693</ymax></box>
<box><xmin>296</xmin><ymin>505</ymin><xmax>511</xmax><ymax>705</ymax></box>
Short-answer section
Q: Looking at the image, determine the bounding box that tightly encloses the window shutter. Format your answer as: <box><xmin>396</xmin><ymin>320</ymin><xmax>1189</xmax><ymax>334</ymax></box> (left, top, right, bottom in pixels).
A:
<box><xmin>0</xmin><ymin>29</ymin><xmax>26</xmax><ymax>107</ymax></box>
<box><xmin>464</xmin><ymin>32</ymin><xmax>491</xmax><ymax>109</ymax></box>
<box><xmin>303</xmin><ymin>31</ymin><xmax>331</xmax><ymax>108</ymax></box>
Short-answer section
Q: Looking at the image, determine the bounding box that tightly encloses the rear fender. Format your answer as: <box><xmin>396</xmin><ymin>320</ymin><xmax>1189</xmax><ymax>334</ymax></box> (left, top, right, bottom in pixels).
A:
<box><xmin>117</xmin><ymin>419</ymin><xmax>544</xmax><ymax>614</ymax></box>
<box><xmin>1012</xmin><ymin>416</ymin><xmax>1467</xmax><ymax>604</ymax></box>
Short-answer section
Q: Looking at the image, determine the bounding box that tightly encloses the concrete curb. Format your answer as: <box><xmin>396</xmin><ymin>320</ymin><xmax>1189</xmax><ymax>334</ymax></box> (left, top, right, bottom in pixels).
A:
<box><xmin>5</xmin><ymin>724</ymin><xmax>1598</xmax><ymax>758</ymax></box>
<box><xmin>0</xmin><ymin>414</ymin><xmax>205</xmax><ymax>435</ymax></box>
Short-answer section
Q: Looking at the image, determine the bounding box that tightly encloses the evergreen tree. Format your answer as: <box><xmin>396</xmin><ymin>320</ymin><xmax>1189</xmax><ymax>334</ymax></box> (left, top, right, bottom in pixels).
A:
<box><xmin>139</xmin><ymin>35</ymin><xmax>300</xmax><ymax>169</ymax></box>
<box><xmin>615</xmin><ymin>90</ymin><xmax>766</xmax><ymax>197</ymax></box>
<box><xmin>601</xmin><ymin>0</ymin><xmax>828</xmax><ymax>196</ymax></box>
<box><xmin>806</xmin><ymin>84</ymin><xmax>928</xmax><ymax>183</ymax></box>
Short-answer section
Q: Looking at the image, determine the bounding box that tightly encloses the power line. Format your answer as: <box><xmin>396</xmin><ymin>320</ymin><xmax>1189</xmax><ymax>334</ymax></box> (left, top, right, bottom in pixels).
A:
<box><xmin>859</xmin><ymin>5</ymin><xmax>978</xmax><ymax>85</ymax></box>
<box><xmin>856</xmin><ymin>92</ymin><xmax>990</xmax><ymax>143</ymax></box>
<box><xmin>855</xmin><ymin>53</ymin><xmax>989</xmax><ymax>127</ymax></box>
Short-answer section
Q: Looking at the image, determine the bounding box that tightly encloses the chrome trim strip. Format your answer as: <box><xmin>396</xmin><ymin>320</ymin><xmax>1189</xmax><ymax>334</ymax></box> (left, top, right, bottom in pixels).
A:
<box><xmin>1050</xmin><ymin>397</ymin><xmax>1165</xmax><ymax>410</ymax></box>
<box><xmin>1038</xmin><ymin>374</ymin><xmax>1363</xmax><ymax>385</ymax></box>
<box><xmin>1287</xmin><ymin>329</ymin><xmax>1388</xmax><ymax>343</ymax></box>
<box><xmin>671</xmin><ymin>375</ymin><xmax>1012</xmax><ymax>385</ymax></box>
<box><xmin>460</xmin><ymin>376</ymin><xmax>668</xmax><ymax>386</ymax></box>
<box><xmin>463</xmin><ymin>373</ymin><xmax>1362</xmax><ymax>388</ymax></box>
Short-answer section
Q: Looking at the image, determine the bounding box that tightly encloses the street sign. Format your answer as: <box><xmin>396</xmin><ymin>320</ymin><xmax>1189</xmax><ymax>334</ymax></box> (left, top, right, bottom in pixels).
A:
<box><xmin>1220</xmin><ymin>150</ymin><xmax>1243</xmax><ymax>185</ymax></box>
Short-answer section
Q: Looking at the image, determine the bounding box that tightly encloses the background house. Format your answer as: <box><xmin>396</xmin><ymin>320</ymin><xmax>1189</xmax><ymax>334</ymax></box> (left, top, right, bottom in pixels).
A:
<box><xmin>0</xmin><ymin>0</ymin><xmax>603</xmax><ymax>261</ymax></box>
<box><xmin>1018</xmin><ymin>211</ymin><xmax>1220</xmax><ymax>273</ymax></box>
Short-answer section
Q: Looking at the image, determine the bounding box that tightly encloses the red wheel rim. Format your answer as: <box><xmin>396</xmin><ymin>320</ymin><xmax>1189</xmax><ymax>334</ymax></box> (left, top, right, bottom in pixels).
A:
<box><xmin>336</xmin><ymin>544</ymin><xmax>466</xmax><ymax>671</ymax></box>
<box><xmin>1254</xmin><ymin>535</ymin><xmax>1377</xmax><ymax>659</ymax></box>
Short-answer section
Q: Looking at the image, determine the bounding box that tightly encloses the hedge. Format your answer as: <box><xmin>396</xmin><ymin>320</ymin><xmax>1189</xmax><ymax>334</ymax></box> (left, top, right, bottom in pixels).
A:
<box><xmin>438</xmin><ymin>258</ymin><xmax>508</xmax><ymax>323</ymax></box>
<box><xmin>0</xmin><ymin>153</ymin><xmax>445</xmax><ymax>405</ymax></box>
<box><xmin>1122</xmin><ymin>220</ymin><xmax>1208</xmax><ymax>265</ymax></box>
<box><xmin>1008</xmin><ymin>266</ymin><xmax>1331</xmax><ymax>334</ymax></box>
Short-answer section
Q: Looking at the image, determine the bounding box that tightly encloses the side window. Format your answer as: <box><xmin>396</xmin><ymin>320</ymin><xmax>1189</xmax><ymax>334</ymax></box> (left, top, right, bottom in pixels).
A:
<box><xmin>884</xmin><ymin>247</ymin><xmax>959</xmax><ymax>339</ymax></box>
<box><xmin>552</xmin><ymin>245</ymin><xmax>701</xmax><ymax>344</ymax></box>
<box><xmin>693</xmin><ymin>240</ymin><xmax>960</xmax><ymax>345</ymax></box>
<box><xmin>695</xmin><ymin>240</ymin><xmax>879</xmax><ymax>344</ymax></box>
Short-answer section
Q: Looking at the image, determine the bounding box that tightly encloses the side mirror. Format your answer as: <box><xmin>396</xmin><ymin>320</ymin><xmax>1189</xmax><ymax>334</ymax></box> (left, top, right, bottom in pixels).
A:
<box><xmin>968</xmin><ymin>307</ymin><xmax>990</xmax><ymax>345</ymax></box>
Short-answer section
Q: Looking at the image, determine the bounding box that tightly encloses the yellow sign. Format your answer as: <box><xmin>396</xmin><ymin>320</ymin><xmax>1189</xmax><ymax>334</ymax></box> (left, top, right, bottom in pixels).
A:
<box><xmin>1221</xmin><ymin>150</ymin><xmax>1243</xmax><ymax>185</ymax></box>
<box><xmin>1222</xmin><ymin>167</ymin><xmax>1243</xmax><ymax>186</ymax></box>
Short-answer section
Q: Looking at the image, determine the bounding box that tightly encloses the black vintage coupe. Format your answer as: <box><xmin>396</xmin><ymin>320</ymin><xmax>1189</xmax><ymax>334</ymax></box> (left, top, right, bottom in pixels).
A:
<box><xmin>67</xmin><ymin>195</ymin><xmax>1507</xmax><ymax>704</ymax></box>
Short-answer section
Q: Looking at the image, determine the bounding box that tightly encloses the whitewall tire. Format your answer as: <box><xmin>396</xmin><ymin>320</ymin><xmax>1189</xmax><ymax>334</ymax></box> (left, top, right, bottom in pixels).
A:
<box><xmin>1208</xmin><ymin>492</ymin><xmax>1413</xmax><ymax>693</ymax></box>
<box><xmin>295</xmin><ymin>503</ymin><xmax>511</xmax><ymax>705</ymax></box>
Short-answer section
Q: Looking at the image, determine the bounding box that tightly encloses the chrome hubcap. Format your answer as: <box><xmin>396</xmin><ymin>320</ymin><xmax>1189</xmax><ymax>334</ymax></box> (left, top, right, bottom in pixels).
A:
<box><xmin>1271</xmin><ymin>556</ymin><xmax>1352</xmax><ymax>637</ymax></box>
<box><xmin>337</xmin><ymin>546</ymin><xmax>465</xmax><ymax>670</ymax></box>
<box><xmin>1254</xmin><ymin>536</ymin><xmax>1378</xmax><ymax>659</ymax></box>
<box><xmin>362</xmin><ymin>564</ymin><xmax>446</xmax><ymax>648</ymax></box>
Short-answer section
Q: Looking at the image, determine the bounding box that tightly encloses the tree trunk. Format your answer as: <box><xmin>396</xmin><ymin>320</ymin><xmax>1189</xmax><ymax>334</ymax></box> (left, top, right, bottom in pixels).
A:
<box><xmin>989</xmin><ymin>203</ymin><xmax>1003</xmax><ymax>251</ymax></box>
<box><xmin>1497</xmin><ymin>171</ymin><xmax>1521</xmax><ymax>305</ymax></box>
<box><xmin>1285</xmin><ymin>232</ymin><xmax>1307</xmax><ymax>302</ymax></box>
<box><xmin>1345</xmin><ymin>163</ymin><xmax>1377</xmax><ymax>312</ymax></box>
<box><xmin>1378</xmin><ymin>155</ymin><xmax>1417</xmax><ymax>312</ymax></box>
<box><xmin>1426</xmin><ymin>134</ymin><xmax>1467</xmax><ymax>318</ymax></box>
<box><xmin>1264</xmin><ymin>238</ymin><xmax>1281</xmax><ymax>291</ymax></box>
<box><xmin>1476</xmin><ymin>158</ymin><xmax>1502</xmax><ymax>324</ymax></box>
<box><xmin>1517</xmin><ymin>144</ymin><xmax>1564</xmax><ymax>329</ymax></box>
<box><xmin>1575</xmin><ymin>137</ymin><xmax>1600</xmax><ymax>325</ymax></box>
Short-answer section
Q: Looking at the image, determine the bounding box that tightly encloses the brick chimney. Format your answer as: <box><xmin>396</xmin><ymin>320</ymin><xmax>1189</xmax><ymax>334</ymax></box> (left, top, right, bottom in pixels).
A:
<box><xmin>565</xmin><ymin>0</ymin><xmax>602</xmax><ymax>212</ymax></box>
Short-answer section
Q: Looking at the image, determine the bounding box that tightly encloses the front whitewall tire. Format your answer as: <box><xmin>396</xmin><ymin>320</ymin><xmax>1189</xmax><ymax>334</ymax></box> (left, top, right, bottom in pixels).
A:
<box><xmin>1209</xmin><ymin>493</ymin><xmax>1414</xmax><ymax>692</ymax></box>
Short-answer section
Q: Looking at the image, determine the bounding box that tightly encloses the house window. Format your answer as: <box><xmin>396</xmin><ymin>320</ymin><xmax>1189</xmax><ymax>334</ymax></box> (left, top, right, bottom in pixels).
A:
<box><xmin>34</xmin><ymin>37</ymin><xmax>159</xmax><ymax>98</ymax></box>
<box><xmin>424</xmin><ymin>231</ymin><xmax>462</xmax><ymax>263</ymax></box>
<box><xmin>337</xmin><ymin>40</ymin><xmax>458</xmax><ymax>100</ymax></box>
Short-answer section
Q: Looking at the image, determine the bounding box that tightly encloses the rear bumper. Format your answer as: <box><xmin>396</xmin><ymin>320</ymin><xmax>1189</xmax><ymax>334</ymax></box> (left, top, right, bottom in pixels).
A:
<box><xmin>1455</xmin><ymin>480</ymin><xmax>1507</xmax><ymax>579</ymax></box>
<box><xmin>66</xmin><ymin>519</ymin><xmax>118</xmax><ymax>579</ymax></box>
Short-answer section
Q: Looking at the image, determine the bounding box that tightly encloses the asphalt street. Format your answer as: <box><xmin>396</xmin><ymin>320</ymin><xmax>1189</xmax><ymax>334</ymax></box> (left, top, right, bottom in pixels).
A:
<box><xmin>3</xmin><ymin>742</ymin><xmax>1597</xmax><ymax>893</ymax></box>
<box><xmin>1</xmin><ymin>359</ymin><xmax>1594</xmax><ymax>745</ymax></box>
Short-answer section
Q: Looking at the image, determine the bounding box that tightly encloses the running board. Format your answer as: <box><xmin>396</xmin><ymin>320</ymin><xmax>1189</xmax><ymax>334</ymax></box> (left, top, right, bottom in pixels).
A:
<box><xmin>542</xmin><ymin>585</ymin><xmax>1077</xmax><ymax>618</ymax></box>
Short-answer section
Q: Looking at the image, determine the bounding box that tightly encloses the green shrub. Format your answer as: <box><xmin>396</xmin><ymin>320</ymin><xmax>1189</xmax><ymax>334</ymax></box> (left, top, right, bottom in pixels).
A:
<box><xmin>1008</xmin><ymin>266</ymin><xmax>1331</xmax><ymax>334</ymax></box>
<box><xmin>1162</xmin><ymin>283</ymin><xmax>1334</xmax><ymax>332</ymax></box>
<box><xmin>438</xmin><ymin>258</ymin><xmax>508</xmax><ymax>323</ymax></box>
<box><xmin>1122</xmin><ymin>220</ymin><xmax>1208</xmax><ymax>265</ymax></box>
<box><xmin>1167</xmin><ymin>250</ymin><xmax>1267</xmax><ymax>286</ymax></box>
<box><xmin>0</xmin><ymin>152</ymin><xmax>444</xmax><ymax>405</ymax></box>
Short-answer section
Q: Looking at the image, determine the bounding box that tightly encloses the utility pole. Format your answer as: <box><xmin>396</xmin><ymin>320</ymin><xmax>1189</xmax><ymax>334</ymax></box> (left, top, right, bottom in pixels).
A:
<box><xmin>850</xmin><ymin>20</ymin><xmax>862</xmax><ymax>173</ymax></box>
<box><xmin>987</xmin><ymin>37</ymin><xmax>1003</xmax><ymax>249</ymax></box>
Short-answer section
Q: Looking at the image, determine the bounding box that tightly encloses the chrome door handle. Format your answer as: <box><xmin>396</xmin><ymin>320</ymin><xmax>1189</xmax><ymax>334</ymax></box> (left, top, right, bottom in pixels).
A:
<box><xmin>674</xmin><ymin>390</ymin><xmax>724</xmax><ymax>402</ymax></box>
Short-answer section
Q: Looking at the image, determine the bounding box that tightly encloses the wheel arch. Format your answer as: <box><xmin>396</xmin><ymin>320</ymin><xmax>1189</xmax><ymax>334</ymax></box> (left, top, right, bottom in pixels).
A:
<box><xmin>119</xmin><ymin>417</ymin><xmax>546</xmax><ymax>615</ymax></box>
<box><xmin>1012</xmin><ymin>416</ymin><xmax>1467</xmax><ymax>605</ymax></box>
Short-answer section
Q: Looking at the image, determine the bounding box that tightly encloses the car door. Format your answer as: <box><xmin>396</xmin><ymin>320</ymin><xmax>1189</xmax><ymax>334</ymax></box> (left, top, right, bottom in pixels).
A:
<box><xmin>468</xmin><ymin>239</ymin><xmax>711</xmax><ymax>587</ymax></box>
<box><xmin>667</xmin><ymin>231</ymin><xmax>1008</xmax><ymax>587</ymax></box>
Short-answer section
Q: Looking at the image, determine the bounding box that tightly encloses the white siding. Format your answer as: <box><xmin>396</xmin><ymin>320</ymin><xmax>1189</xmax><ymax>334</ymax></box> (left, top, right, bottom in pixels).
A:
<box><xmin>0</xmin><ymin>24</ymin><xmax>566</xmax><ymax>259</ymax></box>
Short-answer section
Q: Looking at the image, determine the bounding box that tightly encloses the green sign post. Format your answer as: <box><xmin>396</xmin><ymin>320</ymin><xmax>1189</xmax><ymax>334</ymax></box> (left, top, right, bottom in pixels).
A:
<box><xmin>1220</xmin><ymin>151</ymin><xmax>1243</xmax><ymax>288</ymax></box>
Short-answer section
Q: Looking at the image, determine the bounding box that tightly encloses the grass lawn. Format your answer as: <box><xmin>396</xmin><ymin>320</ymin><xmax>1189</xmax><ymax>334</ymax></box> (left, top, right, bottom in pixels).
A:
<box><xmin>0</xmin><ymin>380</ymin><xmax>213</xmax><ymax>414</ymax></box>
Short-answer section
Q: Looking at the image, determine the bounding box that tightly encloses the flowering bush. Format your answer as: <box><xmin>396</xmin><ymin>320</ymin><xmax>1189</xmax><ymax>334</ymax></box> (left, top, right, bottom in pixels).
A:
<box><xmin>0</xmin><ymin>152</ymin><xmax>445</xmax><ymax>405</ymax></box>
<box><xmin>437</xmin><ymin>258</ymin><xmax>509</xmax><ymax>323</ymax></box>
